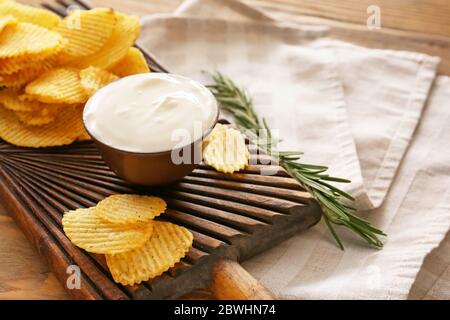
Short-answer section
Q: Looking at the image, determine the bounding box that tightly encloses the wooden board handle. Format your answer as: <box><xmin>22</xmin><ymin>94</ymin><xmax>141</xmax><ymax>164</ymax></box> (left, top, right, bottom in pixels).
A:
<box><xmin>210</xmin><ymin>259</ymin><xmax>275</xmax><ymax>300</ymax></box>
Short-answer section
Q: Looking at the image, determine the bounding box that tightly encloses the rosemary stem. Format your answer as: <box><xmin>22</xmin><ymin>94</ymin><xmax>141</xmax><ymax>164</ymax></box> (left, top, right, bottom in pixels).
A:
<box><xmin>208</xmin><ymin>71</ymin><xmax>386</xmax><ymax>249</ymax></box>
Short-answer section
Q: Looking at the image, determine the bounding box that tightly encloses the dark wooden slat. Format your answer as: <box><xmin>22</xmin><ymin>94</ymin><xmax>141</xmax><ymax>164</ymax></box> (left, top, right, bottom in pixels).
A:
<box><xmin>165</xmin><ymin>190</ymin><xmax>283</xmax><ymax>223</ymax></box>
<box><xmin>56</xmin><ymin>0</ymin><xmax>73</xmax><ymax>10</ymax></box>
<box><xmin>6</xmin><ymin>156</ymin><xmax>124</xmax><ymax>197</ymax></box>
<box><xmin>198</xmin><ymin>163</ymin><xmax>290</xmax><ymax>177</ymax></box>
<box><xmin>189</xmin><ymin>230</ymin><xmax>225</xmax><ymax>253</ymax></box>
<box><xmin>10</xmin><ymin>155</ymin><xmax>132</xmax><ymax>189</ymax></box>
<box><xmin>12</xmin><ymin>162</ymin><xmax>97</xmax><ymax>209</ymax></box>
<box><xmin>174</xmin><ymin>182</ymin><xmax>308</xmax><ymax>214</ymax></box>
<box><xmin>2</xmin><ymin>157</ymin><xmax>108</xmax><ymax>203</ymax></box>
<box><xmin>47</xmin><ymin>157</ymin><xmax>111</xmax><ymax>170</ymax></box>
<box><xmin>163</xmin><ymin>209</ymin><xmax>243</xmax><ymax>244</ymax></box>
<box><xmin>183</xmin><ymin>175</ymin><xmax>313</xmax><ymax>204</ymax></box>
<box><xmin>15</xmin><ymin>152</ymin><xmax>103</xmax><ymax>159</ymax></box>
<box><xmin>11</xmin><ymin>168</ymin><xmax>72</xmax><ymax>221</ymax></box>
<box><xmin>166</xmin><ymin>198</ymin><xmax>268</xmax><ymax>232</ymax></box>
<box><xmin>191</xmin><ymin>168</ymin><xmax>304</xmax><ymax>191</ymax></box>
<box><xmin>41</xmin><ymin>3</ymin><xmax>68</xmax><ymax>17</ymax></box>
<box><xmin>10</xmin><ymin>154</ymin><xmax>117</xmax><ymax>177</ymax></box>
<box><xmin>72</xmin><ymin>0</ymin><xmax>91</xmax><ymax>9</ymax></box>
<box><xmin>186</xmin><ymin>247</ymin><xmax>209</xmax><ymax>262</ymax></box>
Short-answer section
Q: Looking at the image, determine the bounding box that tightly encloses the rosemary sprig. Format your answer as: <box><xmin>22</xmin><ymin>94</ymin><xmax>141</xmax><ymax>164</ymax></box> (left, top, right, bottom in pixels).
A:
<box><xmin>207</xmin><ymin>72</ymin><xmax>386</xmax><ymax>249</ymax></box>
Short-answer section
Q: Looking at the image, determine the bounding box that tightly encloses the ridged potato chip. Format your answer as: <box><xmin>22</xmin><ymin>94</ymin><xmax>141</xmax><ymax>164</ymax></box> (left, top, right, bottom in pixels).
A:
<box><xmin>0</xmin><ymin>104</ymin><xmax>83</xmax><ymax>147</ymax></box>
<box><xmin>106</xmin><ymin>221</ymin><xmax>193</xmax><ymax>285</ymax></box>
<box><xmin>25</xmin><ymin>68</ymin><xmax>88</xmax><ymax>104</ymax></box>
<box><xmin>0</xmin><ymin>88</ymin><xmax>35</xmax><ymax>111</ymax></box>
<box><xmin>0</xmin><ymin>4</ymin><xmax>148</xmax><ymax>149</ymax></box>
<box><xmin>77</xmin><ymin>127</ymin><xmax>92</xmax><ymax>141</ymax></box>
<box><xmin>203</xmin><ymin>124</ymin><xmax>249</xmax><ymax>174</ymax></box>
<box><xmin>80</xmin><ymin>66</ymin><xmax>118</xmax><ymax>96</ymax></box>
<box><xmin>0</xmin><ymin>22</ymin><xmax>63</xmax><ymax>59</ymax></box>
<box><xmin>0</xmin><ymin>0</ymin><xmax>61</xmax><ymax>28</ymax></box>
<box><xmin>96</xmin><ymin>194</ymin><xmax>166</xmax><ymax>225</ymax></box>
<box><xmin>62</xmin><ymin>207</ymin><xmax>154</xmax><ymax>254</ymax></box>
<box><xmin>109</xmin><ymin>47</ymin><xmax>149</xmax><ymax>77</ymax></box>
<box><xmin>0</xmin><ymin>56</ymin><xmax>58</xmax><ymax>87</ymax></box>
<box><xmin>14</xmin><ymin>106</ymin><xmax>59</xmax><ymax>126</ymax></box>
<box><xmin>0</xmin><ymin>47</ymin><xmax>60</xmax><ymax>75</ymax></box>
<box><xmin>0</xmin><ymin>14</ymin><xmax>17</xmax><ymax>32</ymax></box>
<box><xmin>70</xmin><ymin>12</ymin><xmax>140</xmax><ymax>69</ymax></box>
<box><xmin>54</xmin><ymin>8</ymin><xmax>116</xmax><ymax>58</ymax></box>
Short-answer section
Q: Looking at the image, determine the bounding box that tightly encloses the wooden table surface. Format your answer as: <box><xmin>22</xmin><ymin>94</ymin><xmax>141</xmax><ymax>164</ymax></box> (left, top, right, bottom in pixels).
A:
<box><xmin>1</xmin><ymin>0</ymin><xmax>450</xmax><ymax>299</ymax></box>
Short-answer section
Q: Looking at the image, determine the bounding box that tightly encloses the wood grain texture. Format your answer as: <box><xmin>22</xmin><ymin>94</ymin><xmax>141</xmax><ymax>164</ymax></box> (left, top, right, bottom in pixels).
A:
<box><xmin>246</xmin><ymin>0</ymin><xmax>450</xmax><ymax>37</ymax></box>
<box><xmin>244</xmin><ymin>2</ymin><xmax>450</xmax><ymax>76</ymax></box>
<box><xmin>211</xmin><ymin>259</ymin><xmax>274</xmax><ymax>300</ymax></box>
<box><xmin>0</xmin><ymin>206</ymin><xmax>68</xmax><ymax>299</ymax></box>
<box><xmin>0</xmin><ymin>140</ymin><xmax>321</xmax><ymax>299</ymax></box>
<box><xmin>30</xmin><ymin>0</ymin><xmax>450</xmax><ymax>74</ymax></box>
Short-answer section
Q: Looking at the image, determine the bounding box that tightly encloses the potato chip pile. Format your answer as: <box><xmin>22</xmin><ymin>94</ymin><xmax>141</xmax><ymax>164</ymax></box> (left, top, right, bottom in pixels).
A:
<box><xmin>62</xmin><ymin>194</ymin><xmax>193</xmax><ymax>285</ymax></box>
<box><xmin>0</xmin><ymin>1</ymin><xmax>150</xmax><ymax>148</ymax></box>
<box><xmin>203</xmin><ymin>124</ymin><xmax>250</xmax><ymax>174</ymax></box>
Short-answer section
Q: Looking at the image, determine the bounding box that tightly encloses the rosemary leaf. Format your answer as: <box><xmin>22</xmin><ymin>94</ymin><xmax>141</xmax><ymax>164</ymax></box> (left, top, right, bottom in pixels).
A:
<box><xmin>207</xmin><ymin>71</ymin><xmax>386</xmax><ymax>249</ymax></box>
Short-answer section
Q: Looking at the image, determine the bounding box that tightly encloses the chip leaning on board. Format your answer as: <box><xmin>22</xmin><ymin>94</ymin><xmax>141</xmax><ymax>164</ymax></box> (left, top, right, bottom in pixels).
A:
<box><xmin>0</xmin><ymin>1</ymin><xmax>149</xmax><ymax>147</ymax></box>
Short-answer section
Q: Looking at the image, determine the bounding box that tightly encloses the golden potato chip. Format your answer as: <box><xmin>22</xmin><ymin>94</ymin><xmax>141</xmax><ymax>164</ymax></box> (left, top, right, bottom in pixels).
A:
<box><xmin>69</xmin><ymin>12</ymin><xmax>140</xmax><ymax>69</ymax></box>
<box><xmin>0</xmin><ymin>47</ymin><xmax>61</xmax><ymax>75</ymax></box>
<box><xmin>0</xmin><ymin>64</ymin><xmax>47</xmax><ymax>87</ymax></box>
<box><xmin>96</xmin><ymin>194</ymin><xmax>166</xmax><ymax>225</ymax></box>
<box><xmin>62</xmin><ymin>207</ymin><xmax>154</xmax><ymax>254</ymax></box>
<box><xmin>25</xmin><ymin>68</ymin><xmax>88</xmax><ymax>104</ymax></box>
<box><xmin>0</xmin><ymin>55</ymin><xmax>59</xmax><ymax>87</ymax></box>
<box><xmin>54</xmin><ymin>8</ymin><xmax>116</xmax><ymax>58</ymax></box>
<box><xmin>77</xmin><ymin>127</ymin><xmax>92</xmax><ymax>141</ymax></box>
<box><xmin>80</xmin><ymin>66</ymin><xmax>118</xmax><ymax>96</ymax></box>
<box><xmin>0</xmin><ymin>88</ymin><xmax>34</xmax><ymax>111</ymax></box>
<box><xmin>106</xmin><ymin>221</ymin><xmax>193</xmax><ymax>285</ymax></box>
<box><xmin>0</xmin><ymin>15</ymin><xmax>17</xmax><ymax>32</ymax></box>
<box><xmin>0</xmin><ymin>22</ymin><xmax>63</xmax><ymax>59</ymax></box>
<box><xmin>0</xmin><ymin>0</ymin><xmax>61</xmax><ymax>28</ymax></box>
<box><xmin>109</xmin><ymin>47</ymin><xmax>149</xmax><ymax>77</ymax></box>
<box><xmin>15</xmin><ymin>107</ymin><xmax>58</xmax><ymax>126</ymax></box>
<box><xmin>203</xmin><ymin>124</ymin><xmax>249</xmax><ymax>174</ymax></box>
<box><xmin>0</xmin><ymin>88</ymin><xmax>66</xmax><ymax>114</ymax></box>
<box><xmin>0</xmin><ymin>104</ymin><xmax>84</xmax><ymax>147</ymax></box>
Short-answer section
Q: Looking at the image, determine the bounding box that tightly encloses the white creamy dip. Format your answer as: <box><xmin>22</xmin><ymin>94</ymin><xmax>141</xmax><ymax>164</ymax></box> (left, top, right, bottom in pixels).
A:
<box><xmin>83</xmin><ymin>73</ymin><xmax>218</xmax><ymax>153</ymax></box>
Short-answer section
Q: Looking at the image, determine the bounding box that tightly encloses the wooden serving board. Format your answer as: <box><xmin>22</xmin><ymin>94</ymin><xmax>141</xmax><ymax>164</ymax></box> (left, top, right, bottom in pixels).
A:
<box><xmin>0</xmin><ymin>140</ymin><xmax>321</xmax><ymax>299</ymax></box>
<box><xmin>0</xmin><ymin>0</ymin><xmax>321</xmax><ymax>299</ymax></box>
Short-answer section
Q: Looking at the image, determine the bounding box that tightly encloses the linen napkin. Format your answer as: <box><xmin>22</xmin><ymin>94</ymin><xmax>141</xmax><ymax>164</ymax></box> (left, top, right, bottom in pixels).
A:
<box><xmin>141</xmin><ymin>1</ymin><xmax>439</xmax><ymax>211</ymax></box>
<box><xmin>138</xmin><ymin>0</ymin><xmax>450</xmax><ymax>299</ymax></box>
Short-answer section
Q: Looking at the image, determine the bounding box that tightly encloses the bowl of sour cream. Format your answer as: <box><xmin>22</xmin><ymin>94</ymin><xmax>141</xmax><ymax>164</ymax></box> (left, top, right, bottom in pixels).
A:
<box><xmin>83</xmin><ymin>73</ymin><xmax>219</xmax><ymax>186</ymax></box>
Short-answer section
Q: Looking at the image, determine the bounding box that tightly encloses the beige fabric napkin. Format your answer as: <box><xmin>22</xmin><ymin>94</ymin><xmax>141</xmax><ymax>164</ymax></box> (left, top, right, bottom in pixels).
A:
<box><xmin>142</xmin><ymin>0</ymin><xmax>439</xmax><ymax>212</ymax></box>
<box><xmin>139</xmin><ymin>0</ymin><xmax>450</xmax><ymax>299</ymax></box>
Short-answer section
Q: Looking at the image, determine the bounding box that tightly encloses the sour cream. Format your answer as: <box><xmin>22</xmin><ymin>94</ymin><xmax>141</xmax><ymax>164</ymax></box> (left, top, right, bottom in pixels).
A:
<box><xmin>83</xmin><ymin>73</ymin><xmax>218</xmax><ymax>153</ymax></box>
